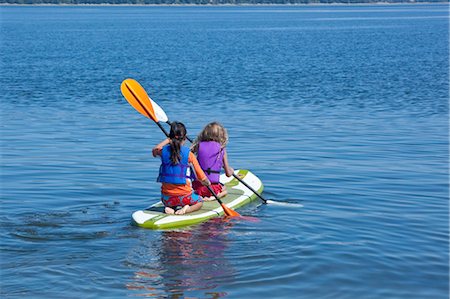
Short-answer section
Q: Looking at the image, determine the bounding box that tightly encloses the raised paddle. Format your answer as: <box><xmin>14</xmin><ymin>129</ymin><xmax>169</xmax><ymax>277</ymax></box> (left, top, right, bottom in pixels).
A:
<box><xmin>121</xmin><ymin>78</ymin><xmax>239</xmax><ymax>217</ymax></box>
<box><xmin>121</xmin><ymin>78</ymin><xmax>170</xmax><ymax>137</ymax></box>
<box><xmin>121</xmin><ymin>78</ymin><xmax>194</xmax><ymax>142</ymax></box>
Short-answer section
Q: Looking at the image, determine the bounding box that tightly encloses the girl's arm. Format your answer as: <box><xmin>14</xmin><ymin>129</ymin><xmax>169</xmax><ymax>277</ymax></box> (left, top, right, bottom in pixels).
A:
<box><xmin>152</xmin><ymin>138</ymin><xmax>170</xmax><ymax>157</ymax></box>
<box><xmin>222</xmin><ymin>150</ymin><xmax>234</xmax><ymax>177</ymax></box>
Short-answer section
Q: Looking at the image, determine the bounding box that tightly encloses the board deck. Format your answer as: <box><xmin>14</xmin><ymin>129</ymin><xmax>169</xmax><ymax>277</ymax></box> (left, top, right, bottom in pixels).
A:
<box><xmin>131</xmin><ymin>169</ymin><xmax>263</xmax><ymax>229</ymax></box>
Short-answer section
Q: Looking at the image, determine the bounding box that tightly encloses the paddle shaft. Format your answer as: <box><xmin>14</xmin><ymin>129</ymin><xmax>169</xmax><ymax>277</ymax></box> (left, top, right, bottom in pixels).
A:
<box><xmin>189</xmin><ymin>157</ymin><xmax>239</xmax><ymax>217</ymax></box>
<box><xmin>157</xmin><ymin>122</ymin><xmax>170</xmax><ymax>138</ymax></box>
<box><xmin>204</xmin><ymin>184</ymin><xmax>240</xmax><ymax>217</ymax></box>
<box><xmin>165</xmin><ymin>120</ymin><xmax>193</xmax><ymax>143</ymax></box>
<box><xmin>232</xmin><ymin>173</ymin><xmax>267</xmax><ymax>204</ymax></box>
<box><xmin>206</xmin><ymin>185</ymin><xmax>223</xmax><ymax>204</ymax></box>
<box><xmin>205</xmin><ymin>168</ymin><xmax>268</xmax><ymax>204</ymax></box>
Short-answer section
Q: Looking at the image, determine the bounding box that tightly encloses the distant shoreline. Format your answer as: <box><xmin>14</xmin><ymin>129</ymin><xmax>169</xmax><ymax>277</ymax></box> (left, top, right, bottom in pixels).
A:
<box><xmin>0</xmin><ymin>1</ymin><xmax>448</xmax><ymax>5</ymax></box>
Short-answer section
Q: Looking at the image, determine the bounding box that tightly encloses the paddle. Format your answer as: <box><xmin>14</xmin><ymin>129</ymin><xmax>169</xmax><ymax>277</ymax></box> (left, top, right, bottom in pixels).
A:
<box><xmin>205</xmin><ymin>169</ymin><xmax>269</xmax><ymax>204</ymax></box>
<box><xmin>232</xmin><ymin>173</ymin><xmax>267</xmax><ymax>204</ymax></box>
<box><xmin>121</xmin><ymin>78</ymin><xmax>171</xmax><ymax>137</ymax></box>
<box><xmin>120</xmin><ymin>78</ymin><xmax>194</xmax><ymax>142</ymax></box>
<box><xmin>121</xmin><ymin>78</ymin><xmax>239</xmax><ymax>217</ymax></box>
<box><xmin>205</xmin><ymin>185</ymin><xmax>240</xmax><ymax>217</ymax></box>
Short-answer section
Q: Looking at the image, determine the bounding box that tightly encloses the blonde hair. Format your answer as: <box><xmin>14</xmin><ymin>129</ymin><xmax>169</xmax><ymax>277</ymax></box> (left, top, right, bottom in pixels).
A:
<box><xmin>192</xmin><ymin>122</ymin><xmax>228</xmax><ymax>153</ymax></box>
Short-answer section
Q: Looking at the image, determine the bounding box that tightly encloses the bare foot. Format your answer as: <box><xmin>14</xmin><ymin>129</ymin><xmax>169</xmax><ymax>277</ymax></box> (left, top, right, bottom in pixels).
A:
<box><xmin>217</xmin><ymin>189</ymin><xmax>227</xmax><ymax>198</ymax></box>
<box><xmin>175</xmin><ymin>205</ymin><xmax>190</xmax><ymax>215</ymax></box>
<box><xmin>203</xmin><ymin>196</ymin><xmax>215</xmax><ymax>202</ymax></box>
<box><xmin>165</xmin><ymin>207</ymin><xmax>175</xmax><ymax>214</ymax></box>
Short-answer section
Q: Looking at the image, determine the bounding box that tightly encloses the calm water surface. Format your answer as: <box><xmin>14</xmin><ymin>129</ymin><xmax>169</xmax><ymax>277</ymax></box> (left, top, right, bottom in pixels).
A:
<box><xmin>1</xmin><ymin>4</ymin><xmax>449</xmax><ymax>298</ymax></box>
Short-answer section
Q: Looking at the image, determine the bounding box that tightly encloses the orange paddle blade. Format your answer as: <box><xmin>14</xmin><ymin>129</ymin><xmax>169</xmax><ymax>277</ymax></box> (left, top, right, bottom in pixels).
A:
<box><xmin>221</xmin><ymin>203</ymin><xmax>241</xmax><ymax>217</ymax></box>
<box><xmin>205</xmin><ymin>184</ymin><xmax>241</xmax><ymax>217</ymax></box>
<box><xmin>121</xmin><ymin>79</ymin><xmax>158</xmax><ymax>122</ymax></box>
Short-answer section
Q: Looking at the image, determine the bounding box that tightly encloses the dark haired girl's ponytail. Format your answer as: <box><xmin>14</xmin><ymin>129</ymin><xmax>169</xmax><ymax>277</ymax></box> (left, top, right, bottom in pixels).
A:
<box><xmin>168</xmin><ymin>122</ymin><xmax>187</xmax><ymax>164</ymax></box>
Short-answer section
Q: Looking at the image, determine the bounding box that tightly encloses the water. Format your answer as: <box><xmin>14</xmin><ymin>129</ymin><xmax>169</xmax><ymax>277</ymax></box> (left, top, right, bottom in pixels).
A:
<box><xmin>1</xmin><ymin>4</ymin><xmax>448</xmax><ymax>298</ymax></box>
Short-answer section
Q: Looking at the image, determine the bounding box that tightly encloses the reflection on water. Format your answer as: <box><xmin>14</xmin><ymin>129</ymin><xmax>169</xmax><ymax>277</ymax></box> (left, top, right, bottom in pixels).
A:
<box><xmin>127</xmin><ymin>219</ymin><xmax>235</xmax><ymax>298</ymax></box>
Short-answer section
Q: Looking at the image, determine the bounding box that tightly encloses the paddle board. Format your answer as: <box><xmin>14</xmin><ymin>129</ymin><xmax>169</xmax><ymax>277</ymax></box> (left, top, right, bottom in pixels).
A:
<box><xmin>131</xmin><ymin>169</ymin><xmax>263</xmax><ymax>229</ymax></box>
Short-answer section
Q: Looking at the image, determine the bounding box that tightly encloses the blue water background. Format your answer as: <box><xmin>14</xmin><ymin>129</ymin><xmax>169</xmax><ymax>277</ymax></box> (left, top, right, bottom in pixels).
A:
<box><xmin>1</xmin><ymin>4</ymin><xmax>449</xmax><ymax>298</ymax></box>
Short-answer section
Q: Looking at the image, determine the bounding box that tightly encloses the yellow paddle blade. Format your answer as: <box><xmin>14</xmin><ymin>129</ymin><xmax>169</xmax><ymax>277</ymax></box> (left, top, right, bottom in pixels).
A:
<box><xmin>121</xmin><ymin>78</ymin><xmax>158</xmax><ymax>122</ymax></box>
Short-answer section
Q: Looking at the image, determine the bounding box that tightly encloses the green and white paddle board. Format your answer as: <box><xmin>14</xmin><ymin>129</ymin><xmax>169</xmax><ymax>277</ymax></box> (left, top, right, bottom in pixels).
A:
<box><xmin>131</xmin><ymin>169</ymin><xmax>263</xmax><ymax>229</ymax></box>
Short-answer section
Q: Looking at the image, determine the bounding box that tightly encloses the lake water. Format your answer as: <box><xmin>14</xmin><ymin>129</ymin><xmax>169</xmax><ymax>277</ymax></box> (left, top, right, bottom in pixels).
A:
<box><xmin>1</xmin><ymin>4</ymin><xmax>449</xmax><ymax>298</ymax></box>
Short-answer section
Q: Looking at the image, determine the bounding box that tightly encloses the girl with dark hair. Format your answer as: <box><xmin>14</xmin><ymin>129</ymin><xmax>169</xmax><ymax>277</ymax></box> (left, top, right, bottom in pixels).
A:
<box><xmin>153</xmin><ymin>122</ymin><xmax>210</xmax><ymax>215</ymax></box>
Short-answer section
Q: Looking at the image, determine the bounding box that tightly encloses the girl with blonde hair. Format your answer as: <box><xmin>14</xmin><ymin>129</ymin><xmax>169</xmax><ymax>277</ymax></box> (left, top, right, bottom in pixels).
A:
<box><xmin>192</xmin><ymin>122</ymin><xmax>235</xmax><ymax>200</ymax></box>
